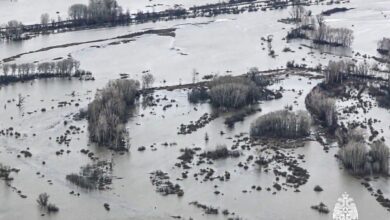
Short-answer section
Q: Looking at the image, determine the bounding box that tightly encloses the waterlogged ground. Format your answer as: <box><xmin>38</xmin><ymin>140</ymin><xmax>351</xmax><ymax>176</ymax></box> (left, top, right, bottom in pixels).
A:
<box><xmin>1</xmin><ymin>0</ymin><xmax>390</xmax><ymax>219</ymax></box>
<box><xmin>0</xmin><ymin>75</ymin><xmax>388</xmax><ymax>220</ymax></box>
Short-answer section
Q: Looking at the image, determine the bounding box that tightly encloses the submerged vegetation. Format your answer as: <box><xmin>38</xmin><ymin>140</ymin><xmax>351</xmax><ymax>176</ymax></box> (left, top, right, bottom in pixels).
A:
<box><xmin>250</xmin><ymin>110</ymin><xmax>311</xmax><ymax>139</ymax></box>
<box><xmin>209</xmin><ymin>76</ymin><xmax>259</xmax><ymax>109</ymax></box>
<box><xmin>338</xmin><ymin>130</ymin><xmax>389</xmax><ymax>175</ymax></box>
<box><xmin>66</xmin><ymin>161</ymin><xmax>113</xmax><ymax>190</ymax></box>
<box><xmin>188</xmin><ymin>68</ymin><xmax>277</xmax><ymax>109</ymax></box>
<box><xmin>87</xmin><ymin>79</ymin><xmax>139</xmax><ymax>150</ymax></box>
<box><xmin>285</xmin><ymin>5</ymin><xmax>354</xmax><ymax>47</ymax></box>
<box><xmin>305</xmin><ymin>87</ymin><xmax>338</xmax><ymax>129</ymax></box>
<box><xmin>377</xmin><ymin>37</ymin><xmax>390</xmax><ymax>55</ymax></box>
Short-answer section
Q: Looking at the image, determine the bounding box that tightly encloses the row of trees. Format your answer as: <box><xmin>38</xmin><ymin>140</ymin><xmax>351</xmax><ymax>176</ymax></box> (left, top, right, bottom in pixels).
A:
<box><xmin>68</xmin><ymin>0</ymin><xmax>129</xmax><ymax>23</ymax></box>
<box><xmin>313</xmin><ymin>24</ymin><xmax>354</xmax><ymax>47</ymax></box>
<box><xmin>324</xmin><ymin>60</ymin><xmax>371</xmax><ymax>85</ymax></box>
<box><xmin>287</xmin><ymin>4</ymin><xmax>354</xmax><ymax>47</ymax></box>
<box><xmin>2</xmin><ymin>20</ymin><xmax>24</xmax><ymax>40</ymax></box>
<box><xmin>250</xmin><ymin>110</ymin><xmax>311</xmax><ymax>139</ymax></box>
<box><xmin>1</xmin><ymin>58</ymin><xmax>83</xmax><ymax>84</ymax></box>
<box><xmin>87</xmin><ymin>79</ymin><xmax>140</xmax><ymax>150</ymax></box>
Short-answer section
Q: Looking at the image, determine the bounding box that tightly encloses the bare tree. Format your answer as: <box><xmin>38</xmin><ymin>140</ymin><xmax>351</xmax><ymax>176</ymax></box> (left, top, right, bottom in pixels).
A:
<box><xmin>141</xmin><ymin>72</ymin><xmax>155</xmax><ymax>89</ymax></box>
<box><xmin>2</xmin><ymin>64</ymin><xmax>10</xmax><ymax>76</ymax></box>
<box><xmin>40</xmin><ymin>13</ymin><xmax>50</xmax><ymax>26</ymax></box>
<box><xmin>69</xmin><ymin>4</ymin><xmax>89</xmax><ymax>20</ymax></box>
<box><xmin>289</xmin><ymin>1</ymin><xmax>306</xmax><ymax>22</ymax></box>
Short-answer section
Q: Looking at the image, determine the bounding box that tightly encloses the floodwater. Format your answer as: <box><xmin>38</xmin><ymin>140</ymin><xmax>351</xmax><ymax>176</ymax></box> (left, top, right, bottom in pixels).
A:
<box><xmin>0</xmin><ymin>0</ymin><xmax>222</xmax><ymax>24</ymax></box>
<box><xmin>1</xmin><ymin>0</ymin><xmax>390</xmax><ymax>219</ymax></box>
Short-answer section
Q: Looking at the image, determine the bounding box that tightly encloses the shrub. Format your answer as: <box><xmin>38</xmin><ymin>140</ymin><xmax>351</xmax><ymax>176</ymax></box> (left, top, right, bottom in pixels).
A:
<box><xmin>369</xmin><ymin>141</ymin><xmax>389</xmax><ymax>175</ymax></box>
<box><xmin>200</xmin><ymin>144</ymin><xmax>240</xmax><ymax>160</ymax></box>
<box><xmin>37</xmin><ymin>193</ymin><xmax>49</xmax><ymax>207</ymax></box>
<box><xmin>47</xmin><ymin>204</ymin><xmax>59</xmax><ymax>213</ymax></box>
<box><xmin>305</xmin><ymin>88</ymin><xmax>338</xmax><ymax>128</ymax></box>
<box><xmin>141</xmin><ymin>72</ymin><xmax>155</xmax><ymax>89</ymax></box>
<box><xmin>0</xmin><ymin>163</ymin><xmax>12</xmax><ymax>181</ymax></box>
<box><xmin>188</xmin><ymin>87</ymin><xmax>209</xmax><ymax>103</ymax></box>
<box><xmin>339</xmin><ymin>140</ymin><xmax>367</xmax><ymax>174</ymax></box>
<box><xmin>377</xmin><ymin>37</ymin><xmax>390</xmax><ymax>55</ymax></box>
<box><xmin>338</xmin><ymin>131</ymin><xmax>389</xmax><ymax>175</ymax></box>
<box><xmin>87</xmin><ymin>79</ymin><xmax>139</xmax><ymax>150</ymax></box>
<box><xmin>208</xmin><ymin>76</ymin><xmax>259</xmax><ymax>109</ymax></box>
<box><xmin>250</xmin><ymin>110</ymin><xmax>311</xmax><ymax>139</ymax></box>
<box><xmin>66</xmin><ymin>161</ymin><xmax>113</xmax><ymax>190</ymax></box>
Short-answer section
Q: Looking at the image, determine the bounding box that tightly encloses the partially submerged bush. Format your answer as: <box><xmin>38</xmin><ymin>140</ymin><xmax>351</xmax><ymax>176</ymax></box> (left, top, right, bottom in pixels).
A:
<box><xmin>305</xmin><ymin>88</ymin><xmax>338</xmax><ymax>128</ymax></box>
<box><xmin>188</xmin><ymin>86</ymin><xmax>209</xmax><ymax>103</ymax></box>
<box><xmin>339</xmin><ymin>140</ymin><xmax>367</xmax><ymax>174</ymax></box>
<box><xmin>66</xmin><ymin>161</ymin><xmax>113</xmax><ymax>190</ymax></box>
<box><xmin>209</xmin><ymin>76</ymin><xmax>259</xmax><ymax>109</ymax></box>
<box><xmin>47</xmin><ymin>204</ymin><xmax>59</xmax><ymax>213</ymax></box>
<box><xmin>37</xmin><ymin>193</ymin><xmax>49</xmax><ymax>207</ymax></box>
<box><xmin>377</xmin><ymin>37</ymin><xmax>390</xmax><ymax>55</ymax></box>
<box><xmin>338</xmin><ymin>131</ymin><xmax>389</xmax><ymax>175</ymax></box>
<box><xmin>250</xmin><ymin>110</ymin><xmax>311</xmax><ymax>139</ymax></box>
<box><xmin>0</xmin><ymin>163</ymin><xmax>13</xmax><ymax>181</ymax></box>
<box><xmin>88</xmin><ymin>79</ymin><xmax>139</xmax><ymax>150</ymax></box>
<box><xmin>200</xmin><ymin>144</ymin><xmax>240</xmax><ymax>160</ymax></box>
<box><xmin>36</xmin><ymin>193</ymin><xmax>59</xmax><ymax>214</ymax></box>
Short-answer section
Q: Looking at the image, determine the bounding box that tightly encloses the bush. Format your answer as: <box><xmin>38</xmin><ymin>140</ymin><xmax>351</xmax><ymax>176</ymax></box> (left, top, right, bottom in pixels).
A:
<box><xmin>87</xmin><ymin>79</ymin><xmax>139</xmax><ymax>150</ymax></box>
<box><xmin>339</xmin><ymin>140</ymin><xmax>367</xmax><ymax>174</ymax></box>
<box><xmin>200</xmin><ymin>144</ymin><xmax>240</xmax><ymax>160</ymax></box>
<box><xmin>37</xmin><ymin>193</ymin><xmax>49</xmax><ymax>207</ymax></box>
<box><xmin>208</xmin><ymin>76</ymin><xmax>259</xmax><ymax>109</ymax></box>
<box><xmin>188</xmin><ymin>87</ymin><xmax>209</xmax><ymax>103</ymax></box>
<box><xmin>369</xmin><ymin>141</ymin><xmax>389</xmax><ymax>175</ymax></box>
<box><xmin>250</xmin><ymin>110</ymin><xmax>311</xmax><ymax>139</ymax></box>
<box><xmin>66</xmin><ymin>161</ymin><xmax>113</xmax><ymax>190</ymax></box>
<box><xmin>0</xmin><ymin>163</ymin><xmax>13</xmax><ymax>181</ymax></box>
<box><xmin>338</xmin><ymin>130</ymin><xmax>389</xmax><ymax>175</ymax></box>
<box><xmin>47</xmin><ymin>203</ymin><xmax>59</xmax><ymax>213</ymax></box>
<box><xmin>377</xmin><ymin>37</ymin><xmax>390</xmax><ymax>55</ymax></box>
<box><xmin>305</xmin><ymin>88</ymin><xmax>338</xmax><ymax>128</ymax></box>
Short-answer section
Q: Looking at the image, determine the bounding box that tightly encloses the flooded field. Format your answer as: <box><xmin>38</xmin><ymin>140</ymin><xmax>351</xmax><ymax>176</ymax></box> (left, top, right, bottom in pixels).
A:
<box><xmin>1</xmin><ymin>0</ymin><xmax>390</xmax><ymax>219</ymax></box>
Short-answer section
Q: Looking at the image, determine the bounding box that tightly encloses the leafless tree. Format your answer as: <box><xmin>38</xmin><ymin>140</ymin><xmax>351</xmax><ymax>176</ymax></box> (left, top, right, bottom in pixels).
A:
<box><xmin>40</xmin><ymin>13</ymin><xmax>50</xmax><ymax>26</ymax></box>
<box><xmin>141</xmin><ymin>72</ymin><xmax>155</xmax><ymax>89</ymax></box>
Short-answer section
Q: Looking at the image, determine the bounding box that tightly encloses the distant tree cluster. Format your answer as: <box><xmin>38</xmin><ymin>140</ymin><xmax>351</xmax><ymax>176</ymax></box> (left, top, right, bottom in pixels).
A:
<box><xmin>324</xmin><ymin>60</ymin><xmax>371</xmax><ymax>85</ymax></box>
<box><xmin>338</xmin><ymin>130</ymin><xmax>389</xmax><ymax>175</ymax></box>
<box><xmin>1</xmin><ymin>58</ymin><xmax>87</xmax><ymax>84</ymax></box>
<box><xmin>250</xmin><ymin>110</ymin><xmax>311</xmax><ymax>139</ymax></box>
<box><xmin>87</xmin><ymin>79</ymin><xmax>140</xmax><ymax>150</ymax></box>
<box><xmin>313</xmin><ymin>24</ymin><xmax>354</xmax><ymax>47</ymax></box>
<box><xmin>305</xmin><ymin>88</ymin><xmax>338</xmax><ymax>128</ymax></box>
<box><xmin>68</xmin><ymin>0</ymin><xmax>128</xmax><ymax>23</ymax></box>
<box><xmin>377</xmin><ymin>37</ymin><xmax>390</xmax><ymax>55</ymax></box>
<box><xmin>287</xmin><ymin>8</ymin><xmax>354</xmax><ymax>47</ymax></box>
<box><xmin>2</xmin><ymin>20</ymin><xmax>24</xmax><ymax>40</ymax></box>
<box><xmin>208</xmin><ymin>75</ymin><xmax>259</xmax><ymax>109</ymax></box>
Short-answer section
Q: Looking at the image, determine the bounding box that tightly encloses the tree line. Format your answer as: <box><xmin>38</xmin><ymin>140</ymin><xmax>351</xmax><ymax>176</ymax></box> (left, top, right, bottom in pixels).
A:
<box><xmin>286</xmin><ymin>4</ymin><xmax>354</xmax><ymax>47</ymax></box>
<box><xmin>0</xmin><ymin>58</ymin><xmax>90</xmax><ymax>84</ymax></box>
<box><xmin>1</xmin><ymin>0</ymin><xmax>301</xmax><ymax>41</ymax></box>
